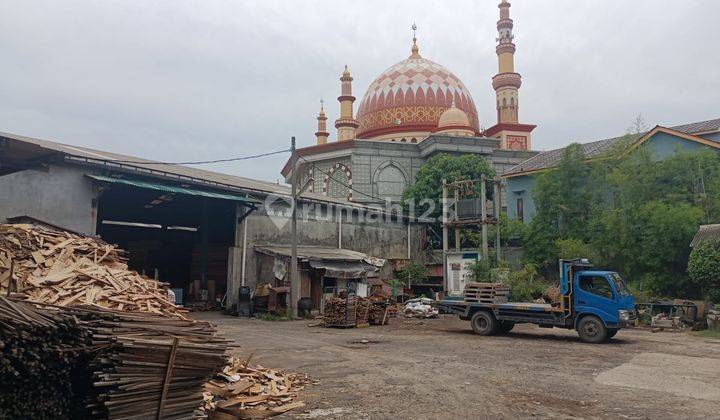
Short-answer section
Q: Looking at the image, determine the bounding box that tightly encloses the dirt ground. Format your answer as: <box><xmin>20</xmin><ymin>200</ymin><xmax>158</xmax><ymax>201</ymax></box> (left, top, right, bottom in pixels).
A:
<box><xmin>194</xmin><ymin>312</ymin><xmax>720</xmax><ymax>419</ymax></box>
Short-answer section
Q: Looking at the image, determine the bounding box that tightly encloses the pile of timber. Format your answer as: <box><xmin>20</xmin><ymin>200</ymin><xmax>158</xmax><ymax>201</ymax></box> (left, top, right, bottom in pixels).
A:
<box><xmin>0</xmin><ymin>223</ymin><xmax>185</xmax><ymax>319</ymax></box>
<box><xmin>367</xmin><ymin>301</ymin><xmax>392</xmax><ymax>325</ymax></box>
<box><xmin>0</xmin><ymin>297</ymin><xmax>230</xmax><ymax>419</ymax></box>
<box><xmin>463</xmin><ymin>282</ymin><xmax>510</xmax><ymax>304</ymax></box>
<box><xmin>203</xmin><ymin>355</ymin><xmax>311</xmax><ymax>419</ymax></box>
<box><xmin>323</xmin><ymin>296</ymin><xmax>380</xmax><ymax>328</ymax></box>
<box><xmin>0</xmin><ymin>296</ymin><xmax>92</xmax><ymax>419</ymax></box>
<box><xmin>323</xmin><ymin>296</ymin><xmax>361</xmax><ymax>327</ymax></box>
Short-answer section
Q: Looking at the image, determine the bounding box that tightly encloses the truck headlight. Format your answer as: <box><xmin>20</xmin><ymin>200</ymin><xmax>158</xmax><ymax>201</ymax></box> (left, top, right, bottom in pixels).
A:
<box><xmin>619</xmin><ymin>310</ymin><xmax>630</xmax><ymax>321</ymax></box>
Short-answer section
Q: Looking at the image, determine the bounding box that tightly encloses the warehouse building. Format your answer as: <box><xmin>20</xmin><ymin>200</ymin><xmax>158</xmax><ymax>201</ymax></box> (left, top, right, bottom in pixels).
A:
<box><xmin>0</xmin><ymin>131</ymin><xmax>426</xmax><ymax>310</ymax></box>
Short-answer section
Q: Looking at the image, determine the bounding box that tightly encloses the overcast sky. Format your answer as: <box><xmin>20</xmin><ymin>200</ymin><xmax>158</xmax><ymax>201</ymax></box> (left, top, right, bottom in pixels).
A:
<box><xmin>1</xmin><ymin>0</ymin><xmax>719</xmax><ymax>182</ymax></box>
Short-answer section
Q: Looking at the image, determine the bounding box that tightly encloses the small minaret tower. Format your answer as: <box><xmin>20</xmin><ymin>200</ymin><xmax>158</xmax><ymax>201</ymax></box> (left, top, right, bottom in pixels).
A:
<box><xmin>495</xmin><ymin>0</ymin><xmax>519</xmax><ymax>124</ymax></box>
<box><xmin>315</xmin><ymin>100</ymin><xmax>329</xmax><ymax>145</ymax></box>
<box><xmin>335</xmin><ymin>65</ymin><xmax>359</xmax><ymax>142</ymax></box>
<box><xmin>485</xmin><ymin>0</ymin><xmax>536</xmax><ymax>150</ymax></box>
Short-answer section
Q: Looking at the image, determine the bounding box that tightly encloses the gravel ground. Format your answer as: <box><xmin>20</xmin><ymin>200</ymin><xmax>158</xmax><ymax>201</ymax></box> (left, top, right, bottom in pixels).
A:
<box><xmin>194</xmin><ymin>312</ymin><xmax>720</xmax><ymax>419</ymax></box>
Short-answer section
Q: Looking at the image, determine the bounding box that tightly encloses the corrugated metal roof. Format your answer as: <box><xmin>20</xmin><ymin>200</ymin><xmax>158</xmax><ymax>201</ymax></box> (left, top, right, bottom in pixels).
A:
<box><xmin>254</xmin><ymin>245</ymin><xmax>383</xmax><ymax>264</ymax></box>
<box><xmin>690</xmin><ymin>224</ymin><xmax>720</xmax><ymax>247</ymax></box>
<box><xmin>504</xmin><ymin>117</ymin><xmax>720</xmax><ymax>177</ymax></box>
<box><xmin>86</xmin><ymin>174</ymin><xmax>261</xmax><ymax>205</ymax></box>
<box><xmin>0</xmin><ymin>130</ymin><xmax>415</xmax><ymax>217</ymax></box>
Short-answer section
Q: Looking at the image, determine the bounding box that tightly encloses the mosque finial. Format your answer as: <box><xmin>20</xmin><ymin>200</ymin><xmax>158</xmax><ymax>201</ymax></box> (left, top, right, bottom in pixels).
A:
<box><xmin>410</xmin><ymin>23</ymin><xmax>421</xmax><ymax>59</ymax></box>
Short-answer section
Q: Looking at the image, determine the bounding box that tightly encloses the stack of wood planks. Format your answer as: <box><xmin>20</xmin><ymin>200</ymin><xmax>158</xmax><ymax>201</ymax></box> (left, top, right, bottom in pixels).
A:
<box><xmin>0</xmin><ymin>223</ymin><xmax>186</xmax><ymax>319</ymax></box>
<box><xmin>0</xmin><ymin>296</ymin><xmax>92</xmax><ymax>419</ymax></box>
<box><xmin>72</xmin><ymin>306</ymin><xmax>231</xmax><ymax>419</ymax></box>
<box><xmin>463</xmin><ymin>282</ymin><xmax>510</xmax><ymax>304</ymax></box>
<box><xmin>203</xmin><ymin>355</ymin><xmax>311</xmax><ymax>419</ymax></box>
<box><xmin>1</xmin><ymin>298</ymin><xmax>230</xmax><ymax>419</ymax></box>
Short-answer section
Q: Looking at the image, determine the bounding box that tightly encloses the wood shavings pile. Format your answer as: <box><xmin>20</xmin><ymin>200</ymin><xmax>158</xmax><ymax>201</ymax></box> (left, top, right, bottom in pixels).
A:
<box><xmin>0</xmin><ymin>223</ymin><xmax>185</xmax><ymax>319</ymax></box>
<box><xmin>203</xmin><ymin>355</ymin><xmax>312</xmax><ymax>419</ymax></box>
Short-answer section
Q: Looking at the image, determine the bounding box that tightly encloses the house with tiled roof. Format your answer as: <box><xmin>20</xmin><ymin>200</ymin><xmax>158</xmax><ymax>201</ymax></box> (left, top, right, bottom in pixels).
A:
<box><xmin>502</xmin><ymin>117</ymin><xmax>720</xmax><ymax>223</ymax></box>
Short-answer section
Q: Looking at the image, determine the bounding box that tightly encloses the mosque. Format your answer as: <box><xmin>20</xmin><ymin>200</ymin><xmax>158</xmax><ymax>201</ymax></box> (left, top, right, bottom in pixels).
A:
<box><xmin>282</xmin><ymin>0</ymin><xmax>538</xmax><ymax>204</ymax></box>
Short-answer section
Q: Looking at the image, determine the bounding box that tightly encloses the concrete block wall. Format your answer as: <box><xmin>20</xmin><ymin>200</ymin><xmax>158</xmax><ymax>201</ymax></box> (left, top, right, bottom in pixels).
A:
<box><xmin>0</xmin><ymin>164</ymin><xmax>98</xmax><ymax>235</ymax></box>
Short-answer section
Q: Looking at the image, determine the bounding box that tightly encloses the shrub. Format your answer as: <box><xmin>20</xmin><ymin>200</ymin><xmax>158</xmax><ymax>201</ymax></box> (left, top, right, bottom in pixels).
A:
<box><xmin>506</xmin><ymin>263</ymin><xmax>546</xmax><ymax>302</ymax></box>
<box><xmin>688</xmin><ymin>238</ymin><xmax>720</xmax><ymax>303</ymax></box>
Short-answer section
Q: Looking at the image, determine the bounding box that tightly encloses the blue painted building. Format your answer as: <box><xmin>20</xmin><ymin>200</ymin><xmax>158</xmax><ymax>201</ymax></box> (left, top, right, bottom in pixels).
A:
<box><xmin>503</xmin><ymin>118</ymin><xmax>720</xmax><ymax>223</ymax></box>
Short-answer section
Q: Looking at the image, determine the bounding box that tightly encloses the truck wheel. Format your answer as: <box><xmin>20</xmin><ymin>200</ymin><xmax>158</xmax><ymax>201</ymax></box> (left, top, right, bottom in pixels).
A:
<box><xmin>577</xmin><ymin>316</ymin><xmax>607</xmax><ymax>343</ymax></box>
<box><xmin>498</xmin><ymin>321</ymin><xmax>515</xmax><ymax>333</ymax></box>
<box><xmin>606</xmin><ymin>329</ymin><xmax>618</xmax><ymax>340</ymax></box>
<box><xmin>470</xmin><ymin>311</ymin><xmax>498</xmax><ymax>336</ymax></box>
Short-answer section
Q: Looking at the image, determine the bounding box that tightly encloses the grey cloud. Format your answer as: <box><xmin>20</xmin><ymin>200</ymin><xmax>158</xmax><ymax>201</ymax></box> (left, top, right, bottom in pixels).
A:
<box><xmin>1</xmin><ymin>0</ymin><xmax>718</xmax><ymax>181</ymax></box>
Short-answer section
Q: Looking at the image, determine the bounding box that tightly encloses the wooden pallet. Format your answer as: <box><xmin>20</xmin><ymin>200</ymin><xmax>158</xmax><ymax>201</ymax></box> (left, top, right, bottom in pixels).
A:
<box><xmin>463</xmin><ymin>282</ymin><xmax>510</xmax><ymax>304</ymax></box>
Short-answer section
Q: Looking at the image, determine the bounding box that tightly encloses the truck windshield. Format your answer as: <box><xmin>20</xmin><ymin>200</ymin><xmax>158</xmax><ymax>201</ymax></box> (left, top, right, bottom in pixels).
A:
<box><xmin>609</xmin><ymin>273</ymin><xmax>629</xmax><ymax>296</ymax></box>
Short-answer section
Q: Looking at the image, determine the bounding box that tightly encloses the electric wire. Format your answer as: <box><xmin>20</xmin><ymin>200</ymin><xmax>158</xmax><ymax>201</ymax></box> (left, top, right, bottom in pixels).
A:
<box><xmin>90</xmin><ymin>149</ymin><xmax>291</xmax><ymax>166</ymax></box>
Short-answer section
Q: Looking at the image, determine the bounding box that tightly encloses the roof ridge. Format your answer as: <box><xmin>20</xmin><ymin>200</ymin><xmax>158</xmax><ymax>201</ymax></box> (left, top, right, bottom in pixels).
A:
<box><xmin>503</xmin><ymin>117</ymin><xmax>720</xmax><ymax>177</ymax></box>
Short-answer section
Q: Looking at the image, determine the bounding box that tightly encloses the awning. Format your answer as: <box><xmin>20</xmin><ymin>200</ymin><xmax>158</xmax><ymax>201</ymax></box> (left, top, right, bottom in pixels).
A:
<box><xmin>86</xmin><ymin>174</ymin><xmax>261</xmax><ymax>206</ymax></box>
<box><xmin>309</xmin><ymin>260</ymin><xmax>377</xmax><ymax>279</ymax></box>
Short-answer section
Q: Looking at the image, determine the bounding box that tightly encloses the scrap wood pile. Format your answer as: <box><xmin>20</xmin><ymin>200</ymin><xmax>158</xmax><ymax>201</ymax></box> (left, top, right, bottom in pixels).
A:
<box><xmin>0</xmin><ymin>297</ymin><xmax>230</xmax><ymax>420</ymax></box>
<box><xmin>0</xmin><ymin>223</ymin><xmax>185</xmax><ymax>319</ymax></box>
<box><xmin>203</xmin><ymin>355</ymin><xmax>312</xmax><ymax>419</ymax></box>
<box><xmin>463</xmin><ymin>282</ymin><xmax>510</xmax><ymax>304</ymax></box>
<box><xmin>0</xmin><ymin>296</ymin><xmax>92</xmax><ymax>419</ymax></box>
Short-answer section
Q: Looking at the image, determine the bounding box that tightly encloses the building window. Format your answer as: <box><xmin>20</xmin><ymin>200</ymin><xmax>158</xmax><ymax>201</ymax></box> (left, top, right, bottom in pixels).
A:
<box><xmin>411</xmin><ymin>137</ymin><xmax>417</xmax><ymax>143</ymax></box>
<box><xmin>401</xmin><ymin>138</ymin><xmax>407</xmax><ymax>142</ymax></box>
<box><xmin>516</xmin><ymin>197</ymin><xmax>524</xmax><ymax>222</ymax></box>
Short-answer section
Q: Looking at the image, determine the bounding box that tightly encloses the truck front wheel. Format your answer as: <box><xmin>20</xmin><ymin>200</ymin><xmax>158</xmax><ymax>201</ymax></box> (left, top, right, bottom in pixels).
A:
<box><xmin>577</xmin><ymin>316</ymin><xmax>607</xmax><ymax>343</ymax></box>
<box><xmin>470</xmin><ymin>311</ymin><xmax>498</xmax><ymax>336</ymax></box>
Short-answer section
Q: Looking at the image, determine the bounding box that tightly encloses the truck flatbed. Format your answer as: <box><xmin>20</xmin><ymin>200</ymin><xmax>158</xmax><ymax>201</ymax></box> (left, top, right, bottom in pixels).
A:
<box><xmin>437</xmin><ymin>299</ymin><xmax>557</xmax><ymax>312</ymax></box>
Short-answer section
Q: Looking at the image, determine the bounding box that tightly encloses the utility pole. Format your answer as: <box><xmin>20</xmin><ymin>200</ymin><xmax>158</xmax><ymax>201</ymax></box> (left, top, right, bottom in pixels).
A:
<box><xmin>454</xmin><ymin>184</ymin><xmax>461</xmax><ymax>251</ymax></box>
<box><xmin>481</xmin><ymin>174</ymin><xmax>488</xmax><ymax>260</ymax></box>
<box><xmin>494</xmin><ymin>177</ymin><xmax>501</xmax><ymax>264</ymax></box>
<box><xmin>442</xmin><ymin>179</ymin><xmax>448</xmax><ymax>293</ymax></box>
<box><xmin>290</xmin><ymin>137</ymin><xmax>299</xmax><ymax>318</ymax></box>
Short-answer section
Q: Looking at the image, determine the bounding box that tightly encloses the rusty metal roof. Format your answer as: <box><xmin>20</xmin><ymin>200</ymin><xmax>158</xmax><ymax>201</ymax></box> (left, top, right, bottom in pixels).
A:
<box><xmin>690</xmin><ymin>224</ymin><xmax>720</xmax><ymax>247</ymax></box>
<box><xmin>254</xmin><ymin>245</ymin><xmax>383</xmax><ymax>264</ymax></box>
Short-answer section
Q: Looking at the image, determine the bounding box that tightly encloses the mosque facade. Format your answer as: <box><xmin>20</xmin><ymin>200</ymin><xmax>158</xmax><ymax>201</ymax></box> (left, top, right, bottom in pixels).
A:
<box><xmin>282</xmin><ymin>0</ymin><xmax>538</xmax><ymax>204</ymax></box>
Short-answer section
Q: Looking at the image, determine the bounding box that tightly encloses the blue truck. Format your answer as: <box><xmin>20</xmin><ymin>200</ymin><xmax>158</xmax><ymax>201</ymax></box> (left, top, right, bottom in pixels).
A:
<box><xmin>435</xmin><ymin>259</ymin><xmax>637</xmax><ymax>343</ymax></box>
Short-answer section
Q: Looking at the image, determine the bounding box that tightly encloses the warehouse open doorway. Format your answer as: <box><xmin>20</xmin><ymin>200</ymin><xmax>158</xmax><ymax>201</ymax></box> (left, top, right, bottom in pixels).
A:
<box><xmin>91</xmin><ymin>175</ymin><xmax>256</xmax><ymax>308</ymax></box>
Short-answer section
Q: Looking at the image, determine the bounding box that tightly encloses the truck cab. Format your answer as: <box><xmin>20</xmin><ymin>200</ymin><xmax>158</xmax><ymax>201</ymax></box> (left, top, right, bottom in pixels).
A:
<box><xmin>560</xmin><ymin>259</ymin><xmax>637</xmax><ymax>338</ymax></box>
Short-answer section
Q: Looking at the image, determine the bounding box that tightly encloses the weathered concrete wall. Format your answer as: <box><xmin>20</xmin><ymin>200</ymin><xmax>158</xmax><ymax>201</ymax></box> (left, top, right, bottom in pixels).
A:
<box><xmin>227</xmin><ymin>200</ymin><xmax>426</xmax><ymax>304</ymax></box>
<box><xmin>0</xmin><ymin>164</ymin><xmax>97</xmax><ymax>235</ymax></box>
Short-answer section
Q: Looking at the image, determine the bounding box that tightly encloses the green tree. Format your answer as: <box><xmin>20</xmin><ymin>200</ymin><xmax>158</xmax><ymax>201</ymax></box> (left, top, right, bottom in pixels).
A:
<box><xmin>523</xmin><ymin>143</ymin><xmax>595</xmax><ymax>267</ymax></box>
<box><xmin>395</xmin><ymin>262</ymin><xmax>429</xmax><ymax>287</ymax></box>
<box><xmin>402</xmin><ymin>153</ymin><xmax>495</xmax><ymax>219</ymax></box>
<box><xmin>523</xmin><ymin>139</ymin><xmax>717</xmax><ymax>297</ymax></box>
<box><xmin>688</xmin><ymin>239</ymin><xmax>720</xmax><ymax>303</ymax></box>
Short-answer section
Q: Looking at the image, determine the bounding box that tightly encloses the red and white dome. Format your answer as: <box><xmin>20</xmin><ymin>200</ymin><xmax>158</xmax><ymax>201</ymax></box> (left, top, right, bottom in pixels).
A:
<box><xmin>356</xmin><ymin>46</ymin><xmax>479</xmax><ymax>140</ymax></box>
